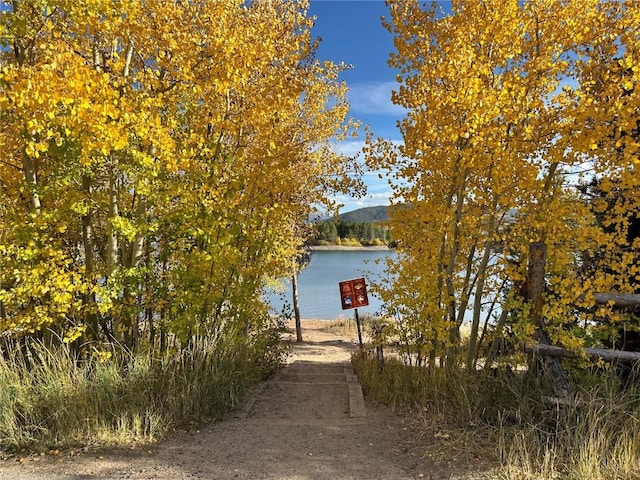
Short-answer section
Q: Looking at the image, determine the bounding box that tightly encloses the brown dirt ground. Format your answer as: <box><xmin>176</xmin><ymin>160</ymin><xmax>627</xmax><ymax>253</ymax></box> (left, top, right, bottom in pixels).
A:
<box><xmin>0</xmin><ymin>320</ymin><xmax>498</xmax><ymax>480</ymax></box>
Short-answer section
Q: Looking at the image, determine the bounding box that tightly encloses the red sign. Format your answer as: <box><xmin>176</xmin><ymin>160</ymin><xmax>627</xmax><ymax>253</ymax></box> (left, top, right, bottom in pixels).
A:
<box><xmin>339</xmin><ymin>277</ymin><xmax>369</xmax><ymax>310</ymax></box>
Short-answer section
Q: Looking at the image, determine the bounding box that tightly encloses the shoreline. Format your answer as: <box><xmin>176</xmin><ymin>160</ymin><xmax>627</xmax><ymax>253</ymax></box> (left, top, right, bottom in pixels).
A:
<box><xmin>308</xmin><ymin>245</ymin><xmax>389</xmax><ymax>251</ymax></box>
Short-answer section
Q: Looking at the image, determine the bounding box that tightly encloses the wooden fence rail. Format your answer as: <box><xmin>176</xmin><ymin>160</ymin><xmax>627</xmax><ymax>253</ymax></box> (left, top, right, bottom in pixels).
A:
<box><xmin>525</xmin><ymin>343</ymin><xmax>640</xmax><ymax>363</ymax></box>
<box><xmin>593</xmin><ymin>293</ymin><xmax>640</xmax><ymax>308</ymax></box>
<box><xmin>524</xmin><ymin>242</ymin><xmax>640</xmax><ymax>397</ymax></box>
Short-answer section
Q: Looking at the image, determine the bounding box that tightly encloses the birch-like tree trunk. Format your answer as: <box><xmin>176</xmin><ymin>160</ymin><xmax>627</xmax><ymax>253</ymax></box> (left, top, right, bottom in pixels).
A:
<box><xmin>22</xmin><ymin>155</ymin><xmax>41</xmax><ymax>216</ymax></box>
<box><xmin>528</xmin><ymin>242</ymin><xmax>571</xmax><ymax>397</ymax></box>
<box><xmin>466</xmin><ymin>210</ymin><xmax>497</xmax><ymax>370</ymax></box>
<box><xmin>81</xmin><ymin>175</ymin><xmax>100</xmax><ymax>338</ymax></box>
<box><xmin>445</xmin><ymin>167</ymin><xmax>469</xmax><ymax>366</ymax></box>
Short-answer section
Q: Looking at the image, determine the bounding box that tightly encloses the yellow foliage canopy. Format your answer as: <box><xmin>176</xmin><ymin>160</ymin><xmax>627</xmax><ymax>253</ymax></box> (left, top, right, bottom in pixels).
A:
<box><xmin>0</xmin><ymin>0</ymin><xmax>360</xmax><ymax>346</ymax></box>
<box><xmin>368</xmin><ymin>0</ymin><xmax>640</xmax><ymax>364</ymax></box>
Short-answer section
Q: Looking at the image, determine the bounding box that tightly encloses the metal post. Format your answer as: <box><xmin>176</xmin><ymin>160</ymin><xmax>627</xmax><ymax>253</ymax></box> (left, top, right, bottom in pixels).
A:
<box><xmin>354</xmin><ymin>308</ymin><xmax>363</xmax><ymax>347</ymax></box>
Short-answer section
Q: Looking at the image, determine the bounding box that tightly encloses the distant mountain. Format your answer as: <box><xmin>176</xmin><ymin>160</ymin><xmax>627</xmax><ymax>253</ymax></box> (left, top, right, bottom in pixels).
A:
<box><xmin>338</xmin><ymin>205</ymin><xmax>389</xmax><ymax>223</ymax></box>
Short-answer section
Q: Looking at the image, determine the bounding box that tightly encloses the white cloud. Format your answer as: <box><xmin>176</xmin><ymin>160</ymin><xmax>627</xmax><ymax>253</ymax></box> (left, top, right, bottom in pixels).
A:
<box><xmin>332</xmin><ymin>190</ymin><xmax>393</xmax><ymax>214</ymax></box>
<box><xmin>333</xmin><ymin>137</ymin><xmax>404</xmax><ymax>158</ymax></box>
<box><xmin>348</xmin><ymin>81</ymin><xmax>406</xmax><ymax>116</ymax></box>
<box><xmin>334</xmin><ymin>140</ymin><xmax>365</xmax><ymax>158</ymax></box>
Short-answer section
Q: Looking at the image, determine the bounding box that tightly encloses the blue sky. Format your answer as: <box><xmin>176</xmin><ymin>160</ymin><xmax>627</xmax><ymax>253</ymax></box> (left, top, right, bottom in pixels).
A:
<box><xmin>308</xmin><ymin>0</ymin><xmax>403</xmax><ymax>213</ymax></box>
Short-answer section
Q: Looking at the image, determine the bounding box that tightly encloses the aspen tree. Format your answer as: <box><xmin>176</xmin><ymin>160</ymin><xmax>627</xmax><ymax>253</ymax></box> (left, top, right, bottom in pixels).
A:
<box><xmin>369</xmin><ymin>0</ymin><xmax>639</xmax><ymax>366</ymax></box>
<box><xmin>0</xmin><ymin>0</ymin><xmax>359</xmax><ymax>348</ymax></box>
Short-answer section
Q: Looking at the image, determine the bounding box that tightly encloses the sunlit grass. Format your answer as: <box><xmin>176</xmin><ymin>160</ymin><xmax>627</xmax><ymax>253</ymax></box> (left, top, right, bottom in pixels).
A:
<box><xmin>0</xmin><ymin>323</ymin><xmax>287</xmax><ymax>455</ymax></box>
<box><xmin>319</xmin><ymin>314</ymin><xmax>385</xmax><ymax>339</ymax></box>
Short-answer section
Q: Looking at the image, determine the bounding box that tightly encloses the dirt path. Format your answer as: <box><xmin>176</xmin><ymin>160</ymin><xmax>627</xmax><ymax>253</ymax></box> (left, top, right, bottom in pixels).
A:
<box><xmin>0</xmin><ymin>321</ymin><xmax>481</xmax><ymax>480</ymax></box>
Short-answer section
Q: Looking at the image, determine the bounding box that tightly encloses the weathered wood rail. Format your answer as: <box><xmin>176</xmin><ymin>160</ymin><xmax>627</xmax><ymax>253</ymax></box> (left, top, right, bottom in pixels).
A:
<box><xmin>526</xmin><ymin>291</ymin><xmax>640</xmax><ymax>363</ymax></box>
<box><xmin>525</xmin><ymin>344</ymin><xmax>640</xmax><ymax>363</ymax></box>
<box><xmin>593</xmin><ymin>293</ymin><xmax>640</xmax><ymax>308</ymax></box>
<box><xmin>524</xmin><ymin>242</ymin><xmax>640</xmax><ymax>397</ymax></box>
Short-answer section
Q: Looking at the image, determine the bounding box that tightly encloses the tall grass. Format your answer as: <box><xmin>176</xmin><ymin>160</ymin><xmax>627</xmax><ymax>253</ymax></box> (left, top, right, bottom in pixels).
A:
<box><xmin>0</xmin><ymin>324</ymin><xmax>287</xmax><ymax>454</ymax></box>
<box><xmin>320</xmin><ymin>314</ymin><xmax>383</xmax><ymax>338</ymax></box>
<box><xmin>497</xmin><ymin>375</ymin><xmax>640</xmax><ymax>480</ymax></box>
<box><xmin>352</xmin><ymin>351</ymin><xmax>640</xmax><ymax>480</ymax></box>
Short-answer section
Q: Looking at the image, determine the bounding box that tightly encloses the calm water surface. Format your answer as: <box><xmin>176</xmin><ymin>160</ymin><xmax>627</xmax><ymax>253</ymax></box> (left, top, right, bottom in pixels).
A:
<box><xmin>267</xmin><ymin>249</ymin><xmax>395</xmax><ymax>320</ymax></box>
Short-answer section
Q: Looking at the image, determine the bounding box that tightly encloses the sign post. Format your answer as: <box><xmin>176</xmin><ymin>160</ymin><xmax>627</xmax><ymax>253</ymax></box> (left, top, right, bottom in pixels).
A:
<box><xmin>354</xmin><ymin>308</ymin><xmax>363</xmax><ymax>348</ymax></box>
<box><xmin>339</xmin><ymin>277</ymin><xmax>369</xmax><ymax>348</ymax></box>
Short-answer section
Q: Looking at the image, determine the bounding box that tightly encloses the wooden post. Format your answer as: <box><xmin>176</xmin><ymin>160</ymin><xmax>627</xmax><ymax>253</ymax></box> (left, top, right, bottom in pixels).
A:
<box><xmin>292</xmin><ymin>271</ymin><xmax>303</xmax><ymax>342</ymax></box>
<box><xmin>376</xmin><ymin>344</ymin><xmax>384</xmax><ymax>370</ymax></box>
<box><xmin>527</xmin><ymin>242</ymin><xmax>572</xmax><ymax>397</ymax></box>
<box><xmin>373</xmin><ymin>324</ymin><xmax>386</xmax><ymax>370</ymax></box>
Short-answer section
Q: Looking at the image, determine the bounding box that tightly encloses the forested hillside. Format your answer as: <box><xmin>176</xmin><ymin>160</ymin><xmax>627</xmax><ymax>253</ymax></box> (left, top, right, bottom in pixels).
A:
<box><xmin>313</xmin><ymin>206</ymin><xmax>391</xmax><ymax>246</ymax></box>
<box><xmin>338</xmin><ymin>205</ymin><xmax>389</xmax><ymax>223</ymax></box>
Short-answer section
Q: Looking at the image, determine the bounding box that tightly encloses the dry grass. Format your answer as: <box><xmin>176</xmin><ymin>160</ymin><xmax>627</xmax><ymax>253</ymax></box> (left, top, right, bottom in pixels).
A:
<box><xmin>0</xmin><ymin>323</ymin><xmax>287</xmax><ymax>455</ymax></box>
<box><xmin>318</xmin><ymin>314</ymin><xmax>385</xmax><ymax>340</ymax></box>
<box><xmin>352</xmin><ymin>351</ymin><xmax>640</xmax><ymax>480</ymax></box>
<box><xmin>319</xmin><ymin>318</ymin><xmax>359</xmax><ymax>335</ymax></box>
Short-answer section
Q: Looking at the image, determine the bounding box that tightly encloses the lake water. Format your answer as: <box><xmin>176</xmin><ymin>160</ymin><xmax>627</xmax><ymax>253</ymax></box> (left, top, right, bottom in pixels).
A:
<box><xmin>266</xmin><ymin>249</ymin><xmax>395</xmax><ymax>320</ymax></box>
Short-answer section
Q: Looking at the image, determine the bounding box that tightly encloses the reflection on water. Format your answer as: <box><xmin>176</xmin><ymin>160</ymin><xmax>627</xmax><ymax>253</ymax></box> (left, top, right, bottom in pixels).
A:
<box><xmin>266</xmin><ymin>249</ymin><xmax>395</xmax><ymax>320</ymax></box>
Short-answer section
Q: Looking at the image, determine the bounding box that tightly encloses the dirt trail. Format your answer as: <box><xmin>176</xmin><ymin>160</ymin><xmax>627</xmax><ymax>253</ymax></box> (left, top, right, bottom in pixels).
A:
<box><xmin>0</xmin><ymin>322</ymin><xmax>478</xmax><ymax>480</ymax></box>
